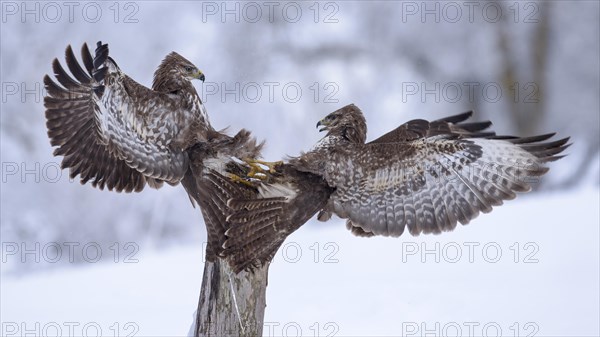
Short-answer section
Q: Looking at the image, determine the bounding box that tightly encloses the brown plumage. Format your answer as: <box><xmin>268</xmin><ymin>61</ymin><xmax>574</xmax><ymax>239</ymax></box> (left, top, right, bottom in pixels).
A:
<box><xmin>44</xmin><ymin>41</ymin><xmax>260</xmax><ymax>193</ymax></box>
<box><xmin>43</xmin><ymin>41</ymin><xmax>267</xmax><ymax>262</ymax></box>
<box><xmin>221</xmin><ymin>165</ymin><xmax>333</xmax><ymax>270</ymax></box>
<box><xmin>221</xmin><ymin>104</ymin><xmax>570</xmax><ymax>272</ymax></box>
<box><xmin>180</xmin><ymin>130</ymin><xmax>264</xmax><ymax>261</ymax></box>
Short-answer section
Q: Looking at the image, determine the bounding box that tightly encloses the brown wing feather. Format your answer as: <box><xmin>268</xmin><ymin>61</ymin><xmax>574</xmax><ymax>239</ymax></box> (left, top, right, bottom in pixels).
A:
<box><xmin>215</xmin><ymin>109</ymin><xmax>568</xmax><ymax>271</ymax></box>
<box><xmin>44</xmin><ymin>43</ymin><xmax>148</xmax><ymax>192</ymax></box>
<box><xmin>329</xmin><ymin>130</ymin><xmax>569</xmax><ymax>237</ymax></box>
<box><xmin>369</xmin><ymin>111</ymin><xmax>494</xmax><ymax>144</ymax></box>
<box><xmin>92</xmin><ymin>42</ymin><xmax>191</xmax><ymax>184</ymax></box>
<box><xmin>45</xmin><ymin>42</ymin><xmax>209</xmax><ymax>191</ymax></box>
<box><xmin>307</xmin><ymin>110</ymin><xmax>567</xmax><ymax>237</ymax></box>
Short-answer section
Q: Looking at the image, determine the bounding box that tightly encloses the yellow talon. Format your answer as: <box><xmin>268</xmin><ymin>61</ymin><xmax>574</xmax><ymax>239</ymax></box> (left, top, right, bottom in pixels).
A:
<box><xmin>246</xmin><ymin>162</ymin><xmax>267</xmax><ymax>179</ymax></box>
<box><xmin>227</xmin><ymin>173</ymin><xmax>255</xmax><ymax>187</ymax></box>
<box><xmin>243</xmin><ymin>158</ymin><xmax>283</xmax><ymax>176</ymax></box>
<box><xmin>228</xmin><ymin>159</ymin><xmax>282</xmax><ymax>184</ymax></box>
<box><xmin>255</xmin><ymin>159</ymin><xmax>283</xmax><ymax>173</ymax></box>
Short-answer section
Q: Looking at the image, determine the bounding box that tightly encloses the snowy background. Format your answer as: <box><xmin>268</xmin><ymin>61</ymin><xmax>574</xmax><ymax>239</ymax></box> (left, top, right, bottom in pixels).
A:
<box><xmin>1</xmin><ymin>1</ymin><xmax>599</xmax><ymax>336</ymax></box>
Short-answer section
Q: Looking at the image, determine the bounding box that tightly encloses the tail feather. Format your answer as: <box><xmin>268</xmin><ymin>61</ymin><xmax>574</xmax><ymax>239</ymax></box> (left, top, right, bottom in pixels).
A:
<box><xmin>227</xmin><ymin>197</ymin><xmax>286</xmax><ymax>211</ymax></box>
<box><xmin>221</xmin><ymin>168</ymin><xmax>333</xmax><ymax>273</ymax></box>
<box><xmin>225</xmin><ymin>205</ymin><xmax>281</xmax><ymax>224</ymax></box>
<box><xmin>223</xmin><ymin>215</ymin><xmax>280</xmax><ymax>249</ymax></box>
<box><xmin>225</xmin><ymin>231</ymin><xmax>286</xmax><ymax>273</ymax></box>
<box><xmin>224</xmin><ymin>218</ymin><xmax>278</xmax><ymax>243</ymax></box>
<box><xmin>222</xmin><ymin>193</ymin><xmax>289</xmax><ymax>272</ymax></box>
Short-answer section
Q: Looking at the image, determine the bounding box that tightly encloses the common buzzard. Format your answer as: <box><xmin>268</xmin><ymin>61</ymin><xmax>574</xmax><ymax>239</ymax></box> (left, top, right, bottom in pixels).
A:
<box><xmin>219</xmin><ymin>104</ymin><xmax>570</xmax><ymax>271</ymax></box>
<box><xmin>44</xmin><ymin>41</ymin><xmax>261</xmax><ymax>193</ymax></box>
<box><xmin>43</xmin><ymin>42</ymin><xmax>263</xmax><ymax>260</ymax></box>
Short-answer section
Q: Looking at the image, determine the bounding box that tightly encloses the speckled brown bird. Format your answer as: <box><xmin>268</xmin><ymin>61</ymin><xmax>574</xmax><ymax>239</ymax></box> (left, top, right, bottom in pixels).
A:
<box><xmin>44</xmin><ymin>41</ymin><xmax>261</xmax><ymax>193</ymax></box>
<box><xmin>219</xmin><ymin>104</ymin><xmax>570</xmax><ymax>272</ymax></box>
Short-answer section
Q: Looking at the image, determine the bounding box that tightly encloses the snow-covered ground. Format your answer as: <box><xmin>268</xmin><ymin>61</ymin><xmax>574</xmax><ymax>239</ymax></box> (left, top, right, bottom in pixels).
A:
<box><xmin>1</xmin><ymin>2</ymin><xmax>598</xmax><ymax>335</ymax></box>
<box><xmin>2</xmin><ymin>187</ymin><xmax>598</xmax><ymax>336</ymax></box>
<box><xmin>2</xmin><ymin>1</ymin><xmax>598</xmax><ymax>263</ymax></box>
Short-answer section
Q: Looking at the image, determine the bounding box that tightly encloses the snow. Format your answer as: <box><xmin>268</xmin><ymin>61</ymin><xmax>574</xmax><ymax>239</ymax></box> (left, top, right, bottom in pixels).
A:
<box><xmin>1</xmin><ymin>1</ymin><xmax>598</xmax><ymax>336</ymax></box>
<box><xmin>2</xmin><ymin>1</ymin><xmax>598</xmax><ymax>259</ymax></box>
<box><xmin>2</xmin><ymin>187</ymin><xmax>598</xmax><ymax>336</ymax></box>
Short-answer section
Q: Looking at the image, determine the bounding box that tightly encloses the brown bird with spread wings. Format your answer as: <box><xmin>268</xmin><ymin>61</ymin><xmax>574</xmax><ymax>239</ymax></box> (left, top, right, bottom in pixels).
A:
<box><xmin>44</xmin><ymin>41</ymin><xmax>261</xmax><ymax>192</ymax></box>
<box><xmin>214</xmin><ymin>104</ymin><xmax>569</xmax><ymax>272</ymax></box>
<box><xmin>43</xmin><ymin>42</ymin><xmax>263</xmax><ymax>260</ymax></box>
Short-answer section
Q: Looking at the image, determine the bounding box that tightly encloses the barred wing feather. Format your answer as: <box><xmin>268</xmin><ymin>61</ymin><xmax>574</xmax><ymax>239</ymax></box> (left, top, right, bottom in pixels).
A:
<box><xmin>333</xmin><ymin>134</ymin><xmax>569</xmax><ymax>237</ymax></box>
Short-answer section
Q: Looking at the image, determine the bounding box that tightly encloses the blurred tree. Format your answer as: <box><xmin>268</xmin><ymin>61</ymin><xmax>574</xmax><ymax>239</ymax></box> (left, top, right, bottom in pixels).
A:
<box><xmin>496</xmin><ymin>1</ymin><xmax>550</xmax><ymax>136</ymax></box>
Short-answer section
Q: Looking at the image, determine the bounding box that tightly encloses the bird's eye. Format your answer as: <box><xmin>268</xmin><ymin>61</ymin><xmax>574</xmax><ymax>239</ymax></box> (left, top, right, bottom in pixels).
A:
<box><xmin>184</xmin><ymin>66</ymin><xmax>194</xmax><ymax>72</ymax></box>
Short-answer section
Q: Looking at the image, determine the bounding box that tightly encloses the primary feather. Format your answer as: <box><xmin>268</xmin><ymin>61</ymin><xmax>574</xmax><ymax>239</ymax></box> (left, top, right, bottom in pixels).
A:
<box><xmin>44</xmin><ymin>42</ymin><xmax>212</xmax><ymax>192</ymax></box>
<box><xmin>221</xmin><ymin>104</ymin><xmax>569</xmax><ymax>272</ymax></box>
<box><xmin>44</xmin><ymin>42</ymin><xmax>265</xmax><ymax>263</ymax></box>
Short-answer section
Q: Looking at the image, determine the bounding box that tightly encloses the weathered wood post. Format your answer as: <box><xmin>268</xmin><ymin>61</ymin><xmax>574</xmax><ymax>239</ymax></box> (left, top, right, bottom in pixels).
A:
<box><xmin>193</xmin><ymin>259</ymin><xmax>269</xmax><ymax>336</ymax></box>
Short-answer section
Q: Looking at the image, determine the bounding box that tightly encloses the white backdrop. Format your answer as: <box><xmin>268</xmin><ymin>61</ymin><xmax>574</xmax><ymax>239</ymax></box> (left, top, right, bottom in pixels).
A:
<box><xmin>1</xmin><ymin>1</ymin><xmax>598</xmax><ymax>336</ymax></box>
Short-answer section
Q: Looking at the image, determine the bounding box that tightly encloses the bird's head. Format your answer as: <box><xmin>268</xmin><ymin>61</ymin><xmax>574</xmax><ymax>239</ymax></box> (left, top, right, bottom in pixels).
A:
<box><xmin>316</xmin><ymin>104</ymin><xmax>367</xmax><ymax>143</ymax></box>
<box><xmin>153</xmin><ymin>52</ymin><xmax>204</xmax><ymax>92</ymax></box>
<box><xmin>168</xmin><ymin>52</ymin><xmax>205</xmax><ymax>81</ymax></box>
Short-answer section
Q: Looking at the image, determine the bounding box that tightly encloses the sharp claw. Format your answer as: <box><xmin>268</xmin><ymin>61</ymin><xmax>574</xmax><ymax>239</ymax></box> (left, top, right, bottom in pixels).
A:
<box><xmin>227</xmin><ymin>173</ymin><xmax>255</xmax><ymax>187</ymax></box>
<box><xmin>242</xmin><ymin>159</ymin><xmax>282</xmax><ymax>178</ymax></box>
<box><xmin>253</xmin><ymin>159</ymin><xmax>283</xmax><ymax>173</ymax></box>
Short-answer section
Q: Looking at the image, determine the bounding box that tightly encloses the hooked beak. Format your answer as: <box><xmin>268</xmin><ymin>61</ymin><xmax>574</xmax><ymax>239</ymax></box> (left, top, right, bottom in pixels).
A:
<box><xmin>195</xmin><ymin>71</ymin><xmax>205</xmax><ymax>82</ymax></box>
<box><xmin>316</xmin><ymin>119</ymin><xmax>329</xmax><ymax>132</ymax></box>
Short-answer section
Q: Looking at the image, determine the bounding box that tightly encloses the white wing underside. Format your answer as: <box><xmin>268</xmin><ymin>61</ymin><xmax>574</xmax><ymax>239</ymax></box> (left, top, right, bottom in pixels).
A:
<box><xmin>94</xmin><ymin>61</ymin><xmax>189</xmax><ymax>183</ymax></box>
<box><xmin>330</xmin><ymin>138</ymin><xmax>549</xmax><ymax>237</ymax></box>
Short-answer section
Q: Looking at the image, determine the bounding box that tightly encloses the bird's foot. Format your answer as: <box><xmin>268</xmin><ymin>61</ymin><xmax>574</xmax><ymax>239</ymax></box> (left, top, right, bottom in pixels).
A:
<box><xmin>243</xmin><ymin>158</ymin><xmax>283</xmax><ymax>179</ymax></box>
<box><xmin>227</xmin><ymin>173</ymin><xmax>256</xmax><ymax>187</ymax></box>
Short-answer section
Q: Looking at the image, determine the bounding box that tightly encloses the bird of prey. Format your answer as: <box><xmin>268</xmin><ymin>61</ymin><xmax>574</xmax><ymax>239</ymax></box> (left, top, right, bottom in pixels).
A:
<box><xmin>44</xmin><ymin>41</ymin><xmax>260</xmax><ymax>192</ymax></box>
<box><xmin>43</xmin><ymin>42</ymin><xmax>263</xmax><ymax>259</ymax></box>
<box><xmin>217</xmin><ymin>104</ymin><xmax>570</xmax><ymax>272</ymax></box>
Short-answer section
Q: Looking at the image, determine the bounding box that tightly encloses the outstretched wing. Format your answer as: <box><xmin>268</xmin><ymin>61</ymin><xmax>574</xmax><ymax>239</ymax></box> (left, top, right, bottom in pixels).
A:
<box><xmin>44</xmin><ymin>42</ymin><xmax>191</xmax><ymax>191</ymax></box>
<box><xmin>44</xmin><ymin>43</ymin><xmax>147</xmax><ymax>192</ymax></box>
<box><xmin>330</xmin><ymin>115</ymin><xmax>570</xmax><ymax>237</ymax></box>
<box><xmin>94</xmin><ymin>42</ymin><xmax>191</xmax><ymax>183</ymax></box>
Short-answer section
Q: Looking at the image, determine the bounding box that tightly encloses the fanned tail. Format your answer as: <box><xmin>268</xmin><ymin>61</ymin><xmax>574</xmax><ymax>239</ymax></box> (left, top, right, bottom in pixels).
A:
<box><xmin>222</xmin><ymin>195</ymin><xmax>288</xmax><ymax>273</ymax></box>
